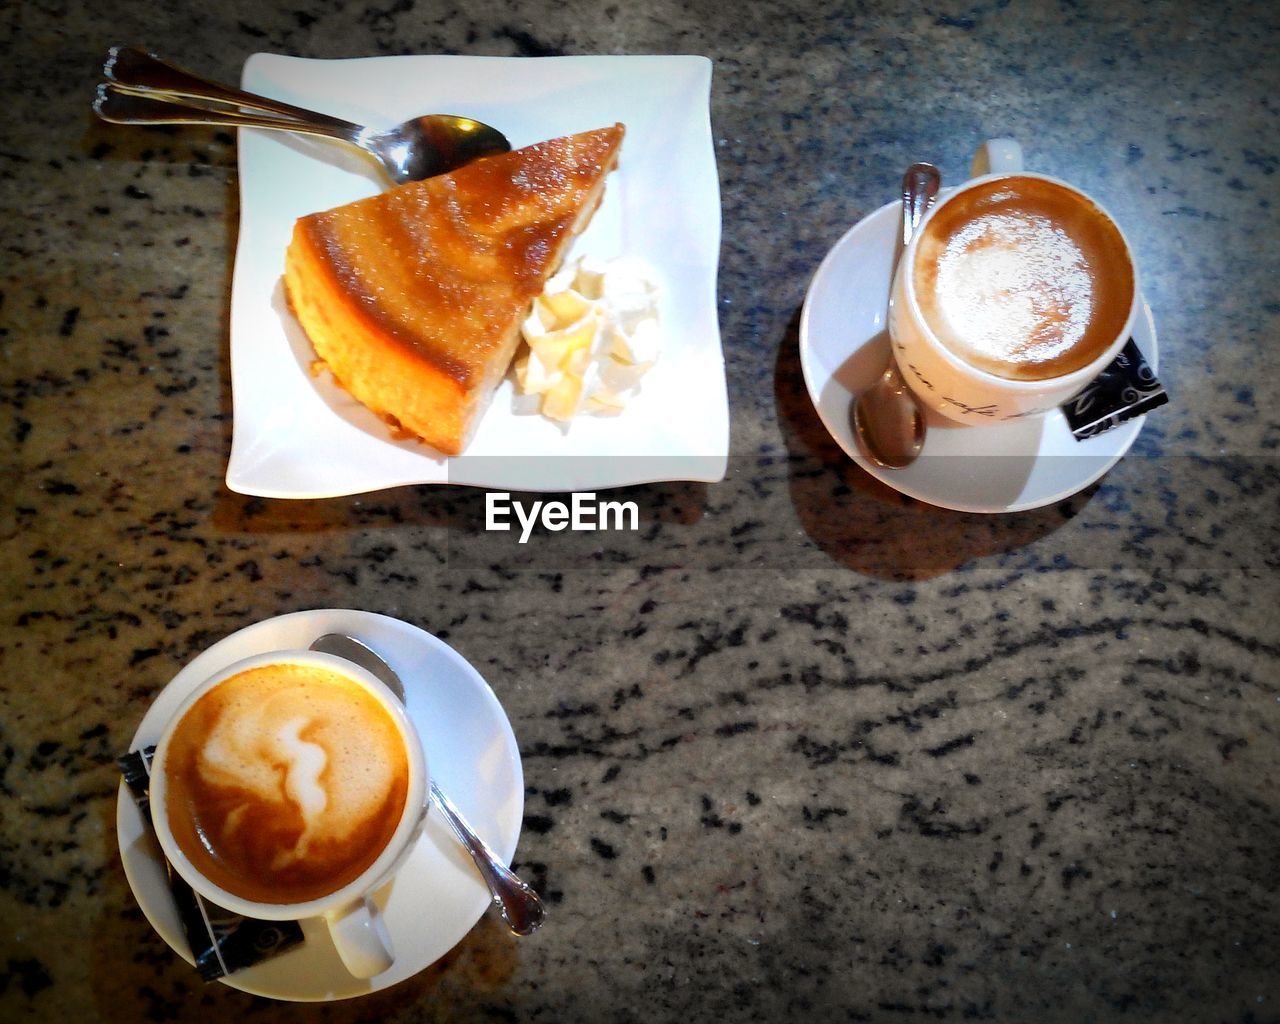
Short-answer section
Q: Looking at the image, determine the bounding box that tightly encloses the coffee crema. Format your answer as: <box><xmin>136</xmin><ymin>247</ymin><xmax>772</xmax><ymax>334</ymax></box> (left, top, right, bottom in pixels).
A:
<box><xmin>911</xmin><ymin>175</ymin><xmax>1133</xmax><ymax>381</ymax></box>
<box><xmin>163</xmin><ymin>663</ymin><xmax>409</xmax><ymax>906</ymax></box>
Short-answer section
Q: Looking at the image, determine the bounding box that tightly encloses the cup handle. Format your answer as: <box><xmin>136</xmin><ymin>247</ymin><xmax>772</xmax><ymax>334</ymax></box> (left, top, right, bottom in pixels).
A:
<box><xmin>326</xmin><ymin>896</ymin><xmax>393</xmax><ymax>979</ymax></box>
<box><xmin>970</xmin><ymin>138</ymin><xmax>1024</xmax><ymax>178</ymax></box>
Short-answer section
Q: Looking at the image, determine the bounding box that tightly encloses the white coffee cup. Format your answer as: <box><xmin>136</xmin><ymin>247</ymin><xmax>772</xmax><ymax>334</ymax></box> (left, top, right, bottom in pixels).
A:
<box><xmin>149</xmin><ymin>649</ymin><xmax>428</xmax><ymax>979</ymax></box>
<box><xmin>888</xmin><ymin>139</ymin><xmax>1140</xmax><ymax>423</ymax></box>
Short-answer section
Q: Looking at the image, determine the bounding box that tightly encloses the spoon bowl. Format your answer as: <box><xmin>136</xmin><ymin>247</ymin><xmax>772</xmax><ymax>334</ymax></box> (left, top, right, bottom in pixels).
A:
<box><xmin>94</xmin><ymin>46</ymin><xmax>510</xmax><ymax>184</ymax></box>
<box><xmin>852</xmin><ymin>358</ymin><xmax>926</xmax><ymax>470</ymax></box>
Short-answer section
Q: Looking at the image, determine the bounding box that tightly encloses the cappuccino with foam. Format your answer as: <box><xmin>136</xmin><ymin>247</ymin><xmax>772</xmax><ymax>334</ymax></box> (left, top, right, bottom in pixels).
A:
<box><xmin>911</xmin><ymin>175</ymin><xmax>1134</xmax><ymax>382</ymax></box>
<box><xmin>162</xmin><ymin>661</ymin><xmax>410</xmax><ymax>905</ymax></box>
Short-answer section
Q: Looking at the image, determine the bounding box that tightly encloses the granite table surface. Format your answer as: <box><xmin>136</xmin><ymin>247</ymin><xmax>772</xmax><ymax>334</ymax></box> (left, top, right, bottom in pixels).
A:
<box><xmin>1</xmin><ymin>0</ymin><xmax>1277</xmax><ymax>1021</ymax></box>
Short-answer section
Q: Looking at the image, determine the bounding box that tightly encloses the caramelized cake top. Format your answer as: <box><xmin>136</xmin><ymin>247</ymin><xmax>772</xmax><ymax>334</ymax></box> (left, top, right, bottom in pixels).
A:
<box><xmin>294</xmin><ymin>125</ymin><xmax>625</xmax><ymax>388</ymax></box>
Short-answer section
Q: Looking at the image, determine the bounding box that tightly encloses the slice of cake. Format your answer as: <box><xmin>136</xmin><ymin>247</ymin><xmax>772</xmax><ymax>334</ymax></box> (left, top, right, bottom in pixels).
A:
<box><xmin>284</xmin><ymin>124</ymin><xmax>625</xmax><ymax>455</ymax></box>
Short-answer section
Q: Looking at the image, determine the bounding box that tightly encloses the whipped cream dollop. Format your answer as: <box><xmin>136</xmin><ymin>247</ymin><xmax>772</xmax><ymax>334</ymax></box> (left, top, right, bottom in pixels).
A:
<box><xmin>515</xmin><ymin>256</ymin><xmax>661</xmax><ymax>421</ymax></box>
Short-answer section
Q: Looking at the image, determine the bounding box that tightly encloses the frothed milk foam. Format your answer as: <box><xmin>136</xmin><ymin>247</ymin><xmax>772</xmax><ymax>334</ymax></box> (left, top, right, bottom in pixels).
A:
<box><xmin>164</xmin><ymin>663</ymin><xmax>409</xmax><ymax>905</ymax></box>
<box><xmin>912</xmin><ymin>176</ymin><xmax>1133</xmax><ymax>381</ymax></box>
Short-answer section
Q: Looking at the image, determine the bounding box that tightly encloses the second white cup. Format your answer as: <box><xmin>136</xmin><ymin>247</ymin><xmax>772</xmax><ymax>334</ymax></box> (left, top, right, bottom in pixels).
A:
<box><xmin>149</xmin><ymin>649</ymin><xmax>429</xmax><ymax>979</ymax></box>
<box><xmin>888</xmin><ymin>139</ymin><xmax>1140</xmax><ymax>423</ymax></box>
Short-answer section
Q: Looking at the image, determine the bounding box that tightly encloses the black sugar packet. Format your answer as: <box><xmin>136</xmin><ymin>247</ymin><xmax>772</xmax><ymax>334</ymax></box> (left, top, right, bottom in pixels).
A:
<box><xmin>1063</xmin><ymin>338</ymin><xmax>1168</xmax><ymax>440</ymax></box>
<box><xmin>118</xmin><ymin>747</ymin><xmax>304</xmax><ymax>982</ymax></box>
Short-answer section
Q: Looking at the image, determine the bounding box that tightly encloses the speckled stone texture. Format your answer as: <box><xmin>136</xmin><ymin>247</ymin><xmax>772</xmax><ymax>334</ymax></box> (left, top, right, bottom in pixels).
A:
<box><xmin>1</xmin><ymin>1</ymin><xmax>1277</xmax><ymax>1022</ymax></box>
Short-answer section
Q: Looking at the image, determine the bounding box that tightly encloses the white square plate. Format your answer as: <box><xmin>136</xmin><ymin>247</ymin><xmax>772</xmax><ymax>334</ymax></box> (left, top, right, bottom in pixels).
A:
<box><xmin>226</xmin><ymin>53</ymin><xmax>727</xmax><ymax>497</ymax></box>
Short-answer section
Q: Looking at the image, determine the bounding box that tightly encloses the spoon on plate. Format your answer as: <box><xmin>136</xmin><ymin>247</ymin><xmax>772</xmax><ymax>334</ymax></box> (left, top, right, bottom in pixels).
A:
<box><xmin>851</xmin><ymin>162</ymin><xmax>941</xmax><ymax>469</ymax></box>
<box><xmin>309</xmin><ymin>632</ymin><xmax>546</xmax><ymax>936</ymax></box>
<box><xmin>93</xmin><ymin>46</ymin><xmax>511</xmax><ymax>184</ymax></box>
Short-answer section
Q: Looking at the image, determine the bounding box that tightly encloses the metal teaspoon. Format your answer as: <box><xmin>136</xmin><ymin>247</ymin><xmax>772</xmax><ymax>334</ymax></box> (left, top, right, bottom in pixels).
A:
<box><xmin>309</xmin><ymin>632</ymin><xmax>546</xmax><ymax>936</ymax></box>
<box><xmin>94</xmin><ymin>46</ymin><xmax>510</xmax><ymax>184</ymax></box>
<box><xmin>852</xmin><ymin>162</ymin><xmax>941</xmax><ymax>469</ymax></box>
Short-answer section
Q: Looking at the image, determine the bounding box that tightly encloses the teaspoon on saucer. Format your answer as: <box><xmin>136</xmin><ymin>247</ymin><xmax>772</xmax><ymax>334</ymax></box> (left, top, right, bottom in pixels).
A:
<box><xmin>309</xmin><ymin>632</ymin><xmax>546</xmax><ymax>937</ymax></box>
<box><xmin>851</xmin><ymin>162</ymin><xmax>940</xmax><ymax>469</ymax></box>
<box><xmin>94</xmin><ymin>46</ymin><xmax>511</xmax><ymax>184</ymax></box>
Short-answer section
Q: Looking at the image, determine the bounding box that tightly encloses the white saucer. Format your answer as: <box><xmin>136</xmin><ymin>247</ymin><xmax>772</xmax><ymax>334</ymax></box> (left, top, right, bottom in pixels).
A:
<box><xmin>798</xmin><ymin>199</ymin><xmax>1159</xmax><ymax>513</ymax></box>
<box><xmin>116</xmin><ymin>610</ymin><xmax>525</xmax><ymax>1001</ymax></box>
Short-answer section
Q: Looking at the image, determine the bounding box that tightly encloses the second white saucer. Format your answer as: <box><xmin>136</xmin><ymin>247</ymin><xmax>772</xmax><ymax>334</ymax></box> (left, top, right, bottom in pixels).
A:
<box><xmin>799</xmin><ymin>197</ymin><xmax>1159</xmax><ymax>513</ymax></box>
<box><xmin>117</xmin><ymin>609</ymin><xmax>525</xmax><ymax>1001</ymax></box>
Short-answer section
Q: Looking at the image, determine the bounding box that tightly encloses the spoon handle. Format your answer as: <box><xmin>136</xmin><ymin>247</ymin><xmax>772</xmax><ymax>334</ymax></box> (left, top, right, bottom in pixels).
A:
<box><xmin>103</xmin><ymin>46</ymin><xmax>357</xmax><ymax>135</ymax></box>
<box><xmin>430</xmin><ymin>781</ymin><xmax>546</xmax><ymax>936</ymax></box>
<box><xmin>307</xmin><ymin>632</ymin><xmax>545</xmax><ymax>935</ymax></box>
<box><xmin>901</xmin><ymin>162</ymin><xmax>941</xmax><ymax>248</ymax></box>
<box><xmin>94</xmin><ymin>82</ymin><xmax>359</xmax><ymax>142</ymax></box>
